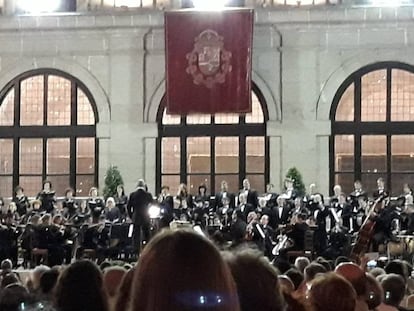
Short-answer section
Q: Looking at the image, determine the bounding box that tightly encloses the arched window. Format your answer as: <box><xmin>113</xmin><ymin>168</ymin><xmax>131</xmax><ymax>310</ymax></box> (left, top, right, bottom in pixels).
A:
<box><xmin>157</xmin><ymin>85</ymin><xmax>268</xmax><ymax>195</ymax></box>
<box><xmin>0</xmin><ymin>69</ymin><xmax>97</xmax><ymax>197</ymax></box>
<box><xmin>330</xmin><ymin>62</ymin><xmax>414</xmax><ymax>195</ymax></box>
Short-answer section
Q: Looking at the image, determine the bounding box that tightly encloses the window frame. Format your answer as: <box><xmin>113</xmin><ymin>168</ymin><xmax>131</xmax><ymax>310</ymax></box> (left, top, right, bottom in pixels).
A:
<box><xmin>330</xmin><ymin>61</ymin><xmax>414</xmax><ymax>195</ymax></box>
<box><xmin>0</xmin><ymin>68</ymin><xmax>98</xmax><ymax>195</ymax></box>
<box><xmin>156</xmin><ymin>84</ymin><xmax>269</xmax><ymax>195</ymax></box>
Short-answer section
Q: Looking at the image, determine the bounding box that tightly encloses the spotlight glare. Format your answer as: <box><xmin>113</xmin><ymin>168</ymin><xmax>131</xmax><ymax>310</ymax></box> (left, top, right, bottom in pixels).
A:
<box><xmin>18</xmin><ymin>0</ymin><xmax>61</xmax><ymax>13</ymax></box>
<box><xmin>192</xmin><ymin>0</ymin><xmax>229</xmax><ymax>9</ymax></box>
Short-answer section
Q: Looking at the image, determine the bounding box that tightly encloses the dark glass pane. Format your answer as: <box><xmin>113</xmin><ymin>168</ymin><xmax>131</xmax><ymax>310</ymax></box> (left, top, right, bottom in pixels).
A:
<box><xmin>161</xmin><ymin>137</ymin><xmax>180</xmax><ymax>174</ymax></box>
<box><xmin>361</xmin><ymin>135</ymin><xmax>386</xmax><ymax>173</ymax></box>
<box><xmin>20</xmin><ymin>139</ymin><xmax>43</xmax><ymax>174</ymax></box>
<box><xmin>361</xmin><ymin>69</ymin><xmax>387</xmax><ymax>122</ymax></box>
<box><xmin>214</xmin><ymin>175</ymin><xmax>239</xmax><ymax>194</ymax></box>
<box><xmin>76</xmin><ymin>138</ymin><xmax>95</xmax><ymax>174</ymax></box>
<box><xmin>47</xmin><ymin>138</ymin><xmax>70</xmax><ymax>174</ymax></box>
<box><xmin>246</xmin><ymin>137</ymin><xmax>265</xmax><ymax>173</ymax></box>
<box><xmin>161</xmin><ymin>175</ymin><xmax>180</xmax><ymax>195</ymax></box>
<box><xmin>19</xmin><ymin>176</ymin><xmax>43</xmax><ymax>197</ymax></box>
<box><xmin>187</xmin><ymin>175</ymin><xmax>211</xmax><ymax>196</ymax></box>
<box><xmin>0</xmin><ymin>176</ymin><xmax>12</xmax><ymax>198</ymax></box>
<box><xmin>361</xmin><ymin>174</ymin><xmax>385</xmax><ymax>197</ymax></box>
<box><xmin>335</xmin><ymin>83</ymin><xmax>354</xmax><ymax>121</ymax></box>
<box><xmin>77</xmin><ymin>89</ymin><xmax>95</xmax><ymax>125</ymax></box>
<box><xmin>76</xmin><ymin>175</ymin><xmax>95</xmax><ymax>196</ymax></box>
<box><xmin>391</xmin><ymin>174</ymin><xmax>414</xmax><ymax>196</ymax></box>
<box><xmin>391</xmin><ymin>69</ymin><xmax>414</xmax><ymax>122</ymax></box>
<box><xmin>0</xmin><ymin>139</ymin><xmax>13</xmax><ymax>174</ymax></box>
<box><xmin>215</xmin><ymin>137</ymin><xmax>239</xmax><ymax>174</ymax></box>
<box><xmin>334</xmin><ymin>173</ymin><xmax>354</xmax><ymax>195</ymax></box>
<box><xmin>334</xmin><ymin>135</ymin><xmax>354</xmax><ymax>172</ymax></box>
<box><xmin>391</xmin><ymin>135</ymin><xmax>414</xmax><ymax>172</ymax></box>
<box><xmin>187</xmin><ymin>137</ymin><xmax>210</xmax><ymax>173</ymax></box>
<box><xmin>47</xmin><ymin>175</ymin><xmax>70</xmax><ymax>196</ymax></box>
<box><xmin>47</xmin><ymin>75</ymin><xmax>71</xmax><ymax>126</ymax></box>
<box><xmin>0</xmin><ymin>89</ymin><xmax>14</xmax><ymax>126</ymax></box>
<box><xmin>20</xmin><ymin>75</ymin><xmax>44</xmax><ymax>126</ymax></box>
<box><xmin>245</xmin><ymin>174</ymin><xmax>265</xmax><ymax>194</ymax></box>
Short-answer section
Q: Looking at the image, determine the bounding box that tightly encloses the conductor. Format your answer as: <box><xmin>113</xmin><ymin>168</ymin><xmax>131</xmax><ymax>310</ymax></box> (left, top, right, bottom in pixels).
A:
<box><xmin>127</xmin><ymin>179</ymin><xmax>154</xmax><ymax>255</ymax></box>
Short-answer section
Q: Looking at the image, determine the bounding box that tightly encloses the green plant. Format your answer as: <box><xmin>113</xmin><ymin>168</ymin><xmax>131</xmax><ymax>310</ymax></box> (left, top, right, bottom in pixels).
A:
<box><xmin>103</xmin><ymin>165</ymin><xmax>124</xmax><ymax>199</ymax></box>
<box><xmin>285</xmin><ymin>167</ymin><xmax>306</xmax><ymax>197</ymax></box>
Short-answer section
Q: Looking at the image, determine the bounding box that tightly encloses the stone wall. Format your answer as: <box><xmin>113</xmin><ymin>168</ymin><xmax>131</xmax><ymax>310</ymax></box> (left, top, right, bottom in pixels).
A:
<box><xmin>0</xmin><ymin>6</ymin><xmax>412</xmax><ymax>194</ymax></box>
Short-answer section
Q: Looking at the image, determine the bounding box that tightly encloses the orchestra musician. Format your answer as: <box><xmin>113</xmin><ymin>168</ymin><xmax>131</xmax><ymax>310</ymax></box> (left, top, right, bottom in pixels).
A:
<box><xmin>330</xmin><ymin>193</ymin><xmax>353</xmax><ymax>231</ymax></box>
<box><xmin>259</xmin><ymin>214</ymin><xmax>275</xmax><ymax>259</ymax></box>
<box><xmin>329</xmin><ymin>184</ymin><xmax>343</xmax><ymax>206</ymax></box>
<box><xmin>281</xmin><ymin>177</ymin><xmax>298</xmax><ymax>206</ymax></box>
<box><xmin>157</xmin><ymin>185</ymin><xmax>174</xmax><ymax>228</ymax></box>
<box><xmin>105</xmin><ymin>197</ymin><xmax>121</xmax><ymax>223</ymax></box>
<box><xmin>87</xmin><ymin>187</ymin><xmax>105</xmax><ymax>223</ymax></box>
<box><xmin>348</xmin><ymin>180</ymin><xmax>368</xmax><ymax>209</ymax></box>
<box><xmin>373</xmin><ymin>177</ymin><xmax>389</xmax><ymax>200</ymax></box>
<box><xmin>274</xmin><ymin>196</ymin><xmax>291</xmax><ymax>229</ymax></box>
<box><xmin>229</xmin><ymin>209</ymin><xmax>247</xmax><ymax>247</ymax></box>
<box><xmin>239</xmin><ymin>178</ymin><xmax>258</xmax><ymax>208</ymax></box>
<box><xmin>277</xmin><ymin>213</ymin><xmax>309</xmax><ymax>259</ymax></box>
<box><xmin>371</xmin><ymin>198</ymin><xmax>399</xmax><ymax>252</ymax></box>
<box><xmin>12</xmin><ymin>186</ymin><xmax>30</xmax><ymax>218</ymax></box>
<box><xmin>214</xmin><ymin>180</ymin><xmax>235</xmax><ymax>212</ymax></box>
<box><xmin>36</xmin><ymin>180</ymin><xmax>56</xmax><ymax>214</ymax></box>
<box><xmin>114</xmin><ymin>185</ymin><xmax>128</xmax><ymax>220</ymax></box>
<box><xmin>308</xmin><ymin>193</ymin><xmax>329</xmax><ymax>255</ymax></box>
<box><xmin>173</xmin><ymin>183</ymin><xmax>193</xmax><ymax>221</ymax></box>
<box><xmin>62</xmin><ymin>188</ymin><xmax>78</xmax><ymax>221</ymax></box>
<box><xmin>236</xmin><ymin>192</ymin><xmax>255</xmax><ymax>222</ymax></box>
<box><xmin>264</xmin><ymin>183</ymin><xmax>278</xmax><ymax>208</ymax></box>
<box><xmin>217</xmin><ymin>196</ymin><xmax>233</xmax><ymax>228</ymax></box>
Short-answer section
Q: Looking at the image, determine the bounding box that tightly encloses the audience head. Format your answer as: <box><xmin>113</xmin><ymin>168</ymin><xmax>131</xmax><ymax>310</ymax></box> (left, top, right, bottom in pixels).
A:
<box><xmin>278</xmin><ymin>275</ymin><xmax>295</xmax><ymax>295</ymax></box>
<box><xmin>381</xmin><ymin>273</ymin><xmax>406</xmax><ymax>307</ymax></box>
<box><xmin>39</xmin><ymin>268</ymin><xmax>60</xmax><ymax>296</ymax></box>
<box><xmin>0</xmin><ymin>284</ymin><xmax>31</xmax><ymax>311</ymax></box>
<box><xmin>115</xmin><ymin>266</ymin><xmax>135</xmax><ymax>311</ymax></box>
<box><xmin>365</xmin><ymin>273</ymin><xmax>383</xmax><ymax>310</ymax></box>
<box><xmin>285</xmin><ymin>268</ymin><xmax>304</xmax><ymax>290</ymax></box>
<box><xmin>55</xmin><ymin>260</ymin><xmax>108</xmax><ymax>311</ymax></box>
<box><xmin>224</xmin><ymin>249</ymin><xmax>285</xmax><ymax>311</ymax></box>
<box><xmin>1</xmin><ymin>259</ymin><xmax>13</xmax><ymax>272</ymax></box>
<box><xmin>368</xmin><ymin>267</ymin><xmax>386</xmax><ymax>278</ymax></box>
<box><xmin>1</xmin><ymin>273</ymin><xmax>20</xmax><ymax>289</ymax></box>
<box><xmin>307</xmin><ymin>272</ymin><xmax>356</xmax><ymax>311</ymax></box>
<box><xmin>29</xmin><ymin>265</ymin><xmax>50</xmax><ymax>291</ymax></box>
<box><xmin>384</xmin><ymin>259</ymin><xmax>409</xmax><ymax>281</ymax></box>
<box><xmin>304</xmin><ymin>263</ymin><xmax>327</xmax><ymax>283</ymax></box>
<box><xmin>335</xmin><ymin>262</ymin><xmax>367</xmax><ymax>297</ymax></box>
<box><xmin>103</xmin><ymin>266</ymin><xmax>127</xmax><ymax>298</ymax></box>
<box><xmin>295</xmin><ymin>257</ymin><xmax>310</xmax><ymax>273</ymax></box>
<box><xmin>131</xmin><ymin>229</ymin><xmax>240</xmax><ymax>311</ymax></box>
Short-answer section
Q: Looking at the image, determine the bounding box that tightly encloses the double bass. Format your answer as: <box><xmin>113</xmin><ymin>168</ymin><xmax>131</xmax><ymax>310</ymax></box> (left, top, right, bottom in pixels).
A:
<box><xmin>349</xmin><ymin>195</ymin><xmax>386</xmax><ymax>264</ymax></box>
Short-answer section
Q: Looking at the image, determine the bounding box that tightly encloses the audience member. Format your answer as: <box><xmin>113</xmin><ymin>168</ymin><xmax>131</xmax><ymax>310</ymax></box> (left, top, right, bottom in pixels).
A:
<box><xmin>307</xmin><ymin>272</ymin><xmax>356</xmax><ymax>311</ymax></box>
<box><xmin>54</xmin><ymin>260</ymin><xmax>109</xmax><ymax>311</ymax></box>
<box><xmin>224</xmin><ymin>249</ymin><xmax>285</xmax><ymax>311</ymax></box>
<box><xmin>131</xmin><ymin>229</ymin><xmax>240</xmax><ymax>311</ymax></box>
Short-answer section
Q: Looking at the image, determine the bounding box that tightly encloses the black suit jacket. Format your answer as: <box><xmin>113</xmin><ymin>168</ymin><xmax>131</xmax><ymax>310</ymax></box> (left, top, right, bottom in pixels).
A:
<box><xmin>274</xmin><ymin>206</ymin><xmax>291</xmax><ymax>227</ymax></box>
<box><xmin>215</xmin><ymin>192</ymin><xmax>235</xmax><ymax>211</ymax></box>
<box><xmin>127</xmin><ymin>188</ymin><xmax>153</xmax><ymax>225</ymax></box>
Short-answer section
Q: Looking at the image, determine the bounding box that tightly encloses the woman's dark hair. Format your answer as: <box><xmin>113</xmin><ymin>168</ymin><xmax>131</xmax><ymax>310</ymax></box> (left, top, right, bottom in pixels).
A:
<box><xmin>14</xmin><ymin>186</ymin><xmax>24</xmax><ymax>193</ymax></box>
<box><xmin>0</xmin><ymin>283</ymin><xmax>31</xmax><ymax>311</ymax></box>
<box><xmin>308</xmin><ymin>273</ymin><xmax>356</xmax><ymax>311</ymax></box>
<box><xmin>40</xmin><ymin>268</ymin><xmax>60</xmax><ymax>295</ymax></box>
<box><xmin>224</xmin><ymin>249</ymin><xmax>285</xmax><ymax>311</ymax></box>
<box><xmin>42</xmin><ymin>180</ymin><xmax>53</xmax><ymax>189</ymax></box>
<box><xmin>54</xmin><ymin>260</ymin><xmax>108</xmax><ymax>311</ymax></box>
<box><xmin>131</xmin><ymin>229</ymin><xmax>240</xmax><ymax>311</ymax></box>
<box><xmin>64</xmin><ymin>188</ymin><xmax>74</xmax><ymax>196</ymax></box>
<box><xmin>381</xmin><ymin>273</ymin><xmax>406</xmax><ymax>307</ymax></box>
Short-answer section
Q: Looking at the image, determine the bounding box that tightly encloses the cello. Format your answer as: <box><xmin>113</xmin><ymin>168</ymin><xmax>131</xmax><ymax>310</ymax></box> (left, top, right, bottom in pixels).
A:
<box><xmin>349</xmin><ymin>194</ymin><xmax>386</xmax><ymax>264</ymax></box>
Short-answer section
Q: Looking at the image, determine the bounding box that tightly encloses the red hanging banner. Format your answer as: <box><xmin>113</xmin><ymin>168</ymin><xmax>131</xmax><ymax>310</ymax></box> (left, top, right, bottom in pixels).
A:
<box><xmin>165</xmin><ymin>9</ymin><xmax>254</xmax><ymax>114</ymax></box>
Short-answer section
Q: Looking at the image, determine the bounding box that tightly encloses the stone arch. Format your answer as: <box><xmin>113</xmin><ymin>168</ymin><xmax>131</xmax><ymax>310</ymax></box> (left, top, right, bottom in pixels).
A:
<box><xmin>0</xmin><ymin>56</ymin><xmax>111</xmax><ymax>133</ymax></box>
<box><xmin>144</xmin><ymin>70</ymin><xmax>281</xmax><ymax>122</ymax></box>
<box><xmin>316</xmin><ymin>51</ymin><xmax>414</xmax><ymax>121</ymax></box>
